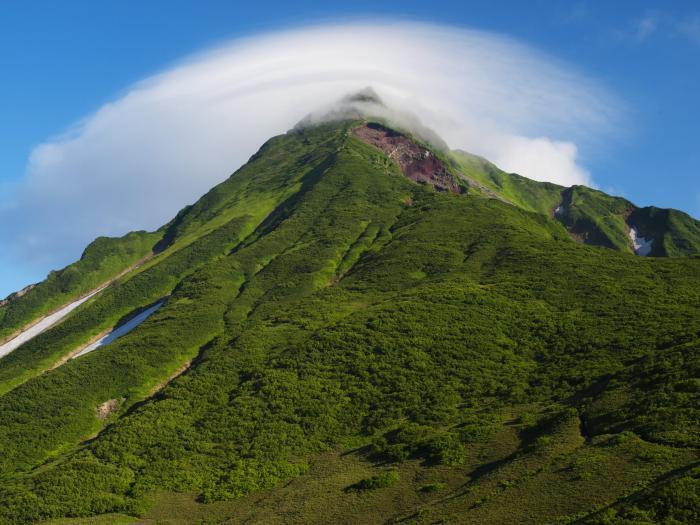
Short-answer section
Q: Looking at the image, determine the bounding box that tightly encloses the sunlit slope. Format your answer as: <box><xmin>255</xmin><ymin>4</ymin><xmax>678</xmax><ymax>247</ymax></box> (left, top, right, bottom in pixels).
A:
<box><xmin>0</xmin><ymin>231</ymin><xmax>160</xmax><ymax>343</ymax></box>
<box><xmin>452</xmin><ymin>149</ymin><xmax>563</xmax><ymax>214</ymax></box>
<box><xmin>3</xmin><ymin>122</ymin><xmax>696</xmax><ymax>376</ymax></box>
<box><xmin>629</xmin><ymin>205</ymin><xmax>700</xmax><ymax>257</ymax></box>
<box><xmin>0</xmin><ymin>121</ymin><xmax>697</xmax><ymax>524</ymax></box>
<box><xmin>0</xmin><ymin>123</ymin><xmax>346</xmax><ymax>396</ymax></box>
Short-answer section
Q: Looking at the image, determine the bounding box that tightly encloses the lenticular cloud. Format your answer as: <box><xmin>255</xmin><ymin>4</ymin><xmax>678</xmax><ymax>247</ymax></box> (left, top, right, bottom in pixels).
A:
<box><xmin>1</xmin><ymin>21</ymin><xmax>616</xmax><ymax>288</ymax></box>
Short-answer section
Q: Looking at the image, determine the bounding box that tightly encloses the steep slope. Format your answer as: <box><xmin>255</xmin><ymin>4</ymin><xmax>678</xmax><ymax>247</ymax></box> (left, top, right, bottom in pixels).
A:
<box><xmin>0</xmin><ymin>120</ymin><xmax>697</xmax><ymax>524</ymax></box>
<box><xmin>553</xmin><ymin>186</ymin><xmax>700</xmax><ymax>256</ymax></box>
<box><xmin>0</xmin><ymin>123</ymin><xmax>345</xmax><ymax>395</ymax></box>
<box><xmin>629</xmin><ymin>206</ymin><xmax>700</xmax><ymax>257</ymax></box>
<box><xmin>555</xmin><ymin>185</ymin><xmax>635</xmax><ymax>251</ymax></box>
<box><xmin>453</xmin><ymin>150</ymin><xmax>562</xmax><ymax>213</ymax></box>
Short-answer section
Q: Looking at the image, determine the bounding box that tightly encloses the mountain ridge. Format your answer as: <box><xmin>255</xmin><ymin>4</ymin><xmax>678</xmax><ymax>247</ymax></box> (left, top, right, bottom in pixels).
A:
<box><xmin>0</xmin><ymin>117</ymin><xmax>697</xmax><ymax>524</ymax></box>
<box><xmin>3</xmin><ymin>109</ymin><xmax>699</xmax><ymax>311</ymax></box>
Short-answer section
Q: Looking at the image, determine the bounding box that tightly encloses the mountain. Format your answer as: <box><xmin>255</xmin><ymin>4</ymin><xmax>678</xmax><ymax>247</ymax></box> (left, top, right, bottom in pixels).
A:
<box><xmin>0</xmin><ymin>111</ymin><xmax>698</xmax><ymax>524</ymax></box>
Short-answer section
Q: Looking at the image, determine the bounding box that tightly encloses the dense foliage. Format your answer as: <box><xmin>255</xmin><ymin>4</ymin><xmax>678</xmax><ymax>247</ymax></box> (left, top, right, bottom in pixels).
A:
<box><xmin>0</xmin><ymin>120</ymin><xmax>697</xmax><ymax>524</ymax></box>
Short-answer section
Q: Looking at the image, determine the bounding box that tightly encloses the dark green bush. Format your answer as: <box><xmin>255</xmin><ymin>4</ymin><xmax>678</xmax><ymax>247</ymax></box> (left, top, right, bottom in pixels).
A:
<box><xmin>355</xmin><ymin>469</ymin><xmax>400</xmax><ymax>490</ymax></box>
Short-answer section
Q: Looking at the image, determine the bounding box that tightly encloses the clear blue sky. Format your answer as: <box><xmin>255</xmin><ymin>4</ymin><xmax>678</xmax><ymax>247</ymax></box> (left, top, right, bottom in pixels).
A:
<box><xmin>1</xmin><ymin>1</ymin><xmax>699</xmax><ymax>295</ymax></box>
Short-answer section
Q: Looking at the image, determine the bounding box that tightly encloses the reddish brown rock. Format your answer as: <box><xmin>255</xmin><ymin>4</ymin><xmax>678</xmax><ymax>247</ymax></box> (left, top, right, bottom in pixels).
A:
<box><xmin>353</xmin><ymin>123</ymin><xmax>462</xmax><ymax>193</ymax></box>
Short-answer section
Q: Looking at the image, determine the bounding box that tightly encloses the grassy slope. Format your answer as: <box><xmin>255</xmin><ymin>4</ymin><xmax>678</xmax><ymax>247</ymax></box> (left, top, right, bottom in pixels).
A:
<box><xmin>452</xmin><ymin>151</ymin><xmax>700</xmax><ymax>257</ymax></box>
<box><xmin>557</xmin><ymin>185</ymin><xmax>635</xmax><ymax>252</ymax></box>
<box><xmin>452</xmin><ymin>152</ymin><xmax>638</xmax><ymax>252</ymax></box>
<box><xmin>0</xmin><ymin>122</ymin><xmax>697</xmax><ymax>523</ymax></box>
<box><xmin>557</xmin><ymin>187</ymin><xmax>700</xmax><ymax>256</ymax></box>
<box><xmin>452</xmin><ymin>150</ymin><xmax>563</xmax><ymax>214</ymax></box>
<box><xmin>0</xmin><ymin>231</ymin><xmax>161</xmax><ymax>342</ymax></box>
<box><xmin>0</xmin><ymin>124</ymin><xmax>345</xmax><ymax>397</ymax></box>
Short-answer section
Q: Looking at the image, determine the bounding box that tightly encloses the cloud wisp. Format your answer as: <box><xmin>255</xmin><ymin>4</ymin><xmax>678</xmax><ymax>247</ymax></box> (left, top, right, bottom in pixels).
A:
<box><xmin>1</xmin><ymin>21</ymin><xmax>617</xmax><ymax>292</ymax></box>
<box><xmin>617</xmin><ymin>10</ymin><xmax>700</xmax><ymax>46</ymax></box>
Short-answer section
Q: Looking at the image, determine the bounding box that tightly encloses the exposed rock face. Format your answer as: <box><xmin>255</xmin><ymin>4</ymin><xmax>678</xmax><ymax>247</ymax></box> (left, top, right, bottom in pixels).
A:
<box><xmin>353</xmin><ymin>123</ymin><xmax>462</xmax><ymax>193</ymax></box>
<box><xmin>96</xmin><ymin>398</ymin><xmax>121</xmax><ymax>420</ymax></box>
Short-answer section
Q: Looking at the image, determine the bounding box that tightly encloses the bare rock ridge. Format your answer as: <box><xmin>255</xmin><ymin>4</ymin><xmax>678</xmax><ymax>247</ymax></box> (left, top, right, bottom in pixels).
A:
<box><xmin>353</xmin><ymin>122</ymin><xmax>462</xmax><ymax>194</ymax></box>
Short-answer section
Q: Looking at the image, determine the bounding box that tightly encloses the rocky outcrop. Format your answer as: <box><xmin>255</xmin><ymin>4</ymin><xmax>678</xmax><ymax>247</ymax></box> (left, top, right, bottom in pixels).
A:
<box><xmin>353</xmin><ymin>123</ymin><xmax>462</xmax><ymax>193</ymax></box>
<box><xmin>96</xmin><ymin>398</ymin><xmax>121</xmax><ymax>420</ymax></box>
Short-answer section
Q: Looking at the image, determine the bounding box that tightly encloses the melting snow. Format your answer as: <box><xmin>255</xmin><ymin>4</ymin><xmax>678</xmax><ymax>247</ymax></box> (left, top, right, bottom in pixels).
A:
<box><xmin>72</xmin><ymin>300</ymin><xmax>165</xmax><ymax>359</ymax></box>
<box><xmin>628</xmin><ymin>227</ymin><xmax>653</xmax><ymax>256</ymax></box>
<box><xmin>0</xmin><ymin>288</ymin><xmax>104</xmax><ymax>360</ymax></box>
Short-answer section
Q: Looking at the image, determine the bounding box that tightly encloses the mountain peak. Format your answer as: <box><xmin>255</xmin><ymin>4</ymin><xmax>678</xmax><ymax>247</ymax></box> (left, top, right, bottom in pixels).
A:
<box><xmin>340</xmin><ymin>86</ymin><xmax>385</xmax><ymax>106</ymax></box>
<box><xmin>293</xmin><ymin>86</ymin><xmax>386</xmax><ymax>130</ymax></box>
<box><xmin>293</xmin><ymin>87</ymin><xmax>449</xmax><ymax>151</ymax></box>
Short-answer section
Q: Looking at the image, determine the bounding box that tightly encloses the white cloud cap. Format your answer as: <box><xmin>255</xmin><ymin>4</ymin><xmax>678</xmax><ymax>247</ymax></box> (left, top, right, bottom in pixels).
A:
<box><xmin>1</xmin><ymin>21</ymin><xmax>617</xmax><ymax>285</ymax></box>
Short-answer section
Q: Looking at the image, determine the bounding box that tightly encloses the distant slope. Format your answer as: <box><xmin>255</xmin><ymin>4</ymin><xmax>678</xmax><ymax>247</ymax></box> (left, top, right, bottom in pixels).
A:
<box><xmin>555</xmin><ymin>185</ymin><xmax>635</xmax><ymax>252</ymax></box>
<box><xmin>629</xmin><ymin>206</ymin><xmax>700</xmax><ymax>257</ymax></box>
<box><xmin>452</xmin><ymin>150</ymin><xmax>700</xmax><ymax>257</ymax></box>
<box><xmin>0</xmin><ymin>119</ymin><xmax>697</xmax><ymax>524</ymax></box>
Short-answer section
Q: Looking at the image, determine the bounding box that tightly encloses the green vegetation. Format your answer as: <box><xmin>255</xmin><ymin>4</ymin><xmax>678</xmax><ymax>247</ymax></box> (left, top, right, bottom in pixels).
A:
<box><xmin>453</xmin><ymin>150</ymin><xmax>700</xmax><ymax>257</ymax></box>
<box><xmin>0</xmin><ymin>119</ymin><xmax>697</xmax><ymax>524</ymax></box>
<box><xmin>452</xmin><ymin>150</ymin><xmax>562</xmax><ymax>214</ymax></box>
<box><xmin>631</xmin><ymin>206</ymin><xmax>700</xmax><ymax>257</ymax></box>
<box><xmin>419</xmin><ymin>481</ymin><xmax>447</xmax><ymax>493</ymax></box>
<box><xmin>586</xmin><ymin>468</ymin><xmax>699</xmax><ymax>524</ymax></box>
<box><xmin>0</xmin><ymin>123</ymin><xmax>346</xmax><ymax>395</ymax></box>
<box><xmin>0</xmin><ymin>230</ymin><xmax>160</xmax><ymax>341</ymax></box>
<box><xmin>353</xmin><ymin>469</ymin><xmax>400</xmax><ymax>490</ymax></box>
<box><xmin>556</xmin><ymin>185</ymin><xmax>635</xmax><ymax>251</ymax></box>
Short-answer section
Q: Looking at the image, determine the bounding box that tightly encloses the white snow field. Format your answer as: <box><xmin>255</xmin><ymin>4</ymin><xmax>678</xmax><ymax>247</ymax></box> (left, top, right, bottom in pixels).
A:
<box><xmin>0</xmin><ymin>287</ymin><xmax>104</xmax><ymax>359</ymax></box>
<box><xmin>72</xmin><ymin>300</ymin><xmax>165</xmax><ymax>359</ymax></box>
<box><xmin>628</xmin><ymin>226</ymin><xmax>653</xmax><ymax>256</ymax></box>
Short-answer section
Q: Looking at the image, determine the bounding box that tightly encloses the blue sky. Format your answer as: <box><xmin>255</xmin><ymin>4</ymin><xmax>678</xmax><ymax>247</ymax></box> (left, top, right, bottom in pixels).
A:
<box><xmin>0</xmin><ymin>1</ymin><xmax>699</xmax><ymax>296</ymax></box>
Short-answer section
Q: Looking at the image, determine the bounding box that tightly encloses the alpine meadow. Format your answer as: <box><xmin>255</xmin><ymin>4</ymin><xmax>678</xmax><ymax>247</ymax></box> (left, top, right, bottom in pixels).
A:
<box><xmin>0</xmin><ymin>86</ymin><xmax>698</xmax><ymax>524</ymax></box>
<box><xmin>5</xmin><ymin>6</ymin><xmax>700</xmax><ymax>523</ymax></box>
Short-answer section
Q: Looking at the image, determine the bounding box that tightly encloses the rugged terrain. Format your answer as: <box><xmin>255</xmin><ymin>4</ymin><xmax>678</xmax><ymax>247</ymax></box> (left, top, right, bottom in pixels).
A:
<box><xmin>0</xmin><ymin>116</ymin><xmax>698</xmax><ymax>524</ymax></box>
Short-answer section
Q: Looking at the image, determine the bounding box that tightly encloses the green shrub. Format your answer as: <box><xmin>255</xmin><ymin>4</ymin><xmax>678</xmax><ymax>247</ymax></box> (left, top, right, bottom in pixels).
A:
<box><xmin>419</xmin><ymin>482</ymin><xmax>447</xmax><ymax>493</ymax></box>
<box><xmin>355</xmin><ymin>469</ymin><xmax>400</xmax><ymax>490</ymax></box>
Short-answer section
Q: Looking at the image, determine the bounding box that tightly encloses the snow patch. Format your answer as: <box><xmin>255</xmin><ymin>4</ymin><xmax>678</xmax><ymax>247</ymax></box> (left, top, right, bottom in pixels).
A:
<box><xmin>628</xmin><ymin>227</ymin><xmax>653</xmax><ymax>256</ymax></box>
<box><xmin>0</xmin><ymin>288</ymin><xmax>104</xmax><ymax>359</ymax></box>
<box><xmin>73</xmin><ymin>300</ymin><xmax>165</xmax><ymax>359</ymax></box>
